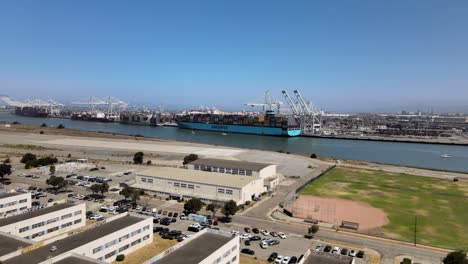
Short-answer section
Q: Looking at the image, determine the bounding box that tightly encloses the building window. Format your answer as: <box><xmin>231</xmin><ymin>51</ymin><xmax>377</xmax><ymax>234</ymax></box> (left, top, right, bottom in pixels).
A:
<box><xmin>32</xmin><ymin>222</ymin><xmax>45</xmax><ymax>229</ymax></box>
<box><xmin>225</xmin><ymin>189</ymin><xmax>233</xmax><ymax>195</ymax></box>
<box><xmin>93</xmin><ymin>246</ymin><xmax>103</xmax><ymax>254</ymax></box>
<box><xmin>19</xmin><ymin>199</ymin><xmax>27</xmax><ymax>203</ymax></box>
<box><xmin>119</xmin><ymin>234</ymin><xmax>129</xmax><ymax>242</ymax></box>
<box><xmin>105</xmin><ymin>251</ymin><xmax>116</xmax><ymax>259</ymax></box>
<box><xmin>61</xmin><ymin>222</ymin><xmax>73</xmax><ymax>229</ymax></box>
<box><xmin>131</xmin><ymin>238</ymin><xmax>141</xmax><ymax>246</ymax></box>
<box><xmin>174</xmin><ymin>182</ymin><xmax>180</xmax><ymax>187</ymax></box>
<box><xmin>181</xmin><ymin>183</ymin><xmax>187</xmax><ymax>188</ymax></box>
<box><xmin>232</xmin><ymin>256</ymin><xmax>237</xmax><ymax>262</ymax></box>
<box><xmin>147</xmin><ymin>178</ymin><xmax>153</xmax><ymax>183</ymax></box>
<box><xmin>141</xmin><ymin>178</ymin><xmax>147</xmax><ymax>183</ymax></box>
<box><xmin>218</xmin><ymin>188</ymin><xmax>225</xmax><ymax>194</ymax></box>
<box><xmin>119</xmin><ymin>244</ymin><xmax>129</xmax><ymax>252</ymax></box>
<box><xmin>19</xmin><ymin>227</ymin><xmax>29</xmax><ymax>233</ymax></box>
<box><xmin>219</xmin><ymin>168</ymin><xmax>225</xmax><ymax>173</ymax></box>
<box><xmin>61</xmin><ymin>213</ymin><xmax>72</xmax><ymax>220</ymax></box>
<box><xmin>105</xmin><ymin>240</ymin><xmax>117</xmax><ymax>248</ymax></box>
<box><xmin>246</xmin><ymin>170</ymin><xmax>252</xmax><ymax>176</ymax></box>
<box><xmin>47</xmin><ymin>226</ymin><xmax>59</xmax><ymax>233</ymax></box>
<box><xmin>232</xmin><ymin>169</ymin><xmax>238</xmax><ymax>174</ymax></box>
<box><xmin>143</xmin><ymin>225</ymin><xmax>150</xmax><ymax>231</ymax></box>
<box><xmin>188</xmin><ymin>184</ymin><xmax>194</xmax><ymax>189</ymax></box>
<box><xmin>47</xmin><ymin>217</ymin><xmax>59</xmax><ymax>224</ymax></box>
<box><xmin>74</xmin><ymin>210</ymin><xmax>82</xmax><ymax>216</ymax></box>
<box><xmin>74</xmin><ymin>219</ymin><xmax>82</xmax><ymax>225</ymax></box>
<box><xmin>239</xmin><ymin>170</ymin><xmax>245</xmax><ymax>175</ymax></box>
<box><xmin>32</xmin><ymin>231</ymin><xmax>45</xmax><ymax>239</ymax></box>
<box><xmin>231</xmin><ymin>245</ymin><xmax>237</xmax><ymax>252</ymax></box>
<box><xmin>20</xmin><ymin>206</ymin><xmax>28</xmax><ymax>211</ymax></box>
<box><xmin>194</xmin><ymin>165</ymin><xmax>200</xmax><ymax>170</ymax></box>
<box><xmin>143</xmin><ymin>234</ymin><xmax>150</xmax><ymax>240</ymax></box>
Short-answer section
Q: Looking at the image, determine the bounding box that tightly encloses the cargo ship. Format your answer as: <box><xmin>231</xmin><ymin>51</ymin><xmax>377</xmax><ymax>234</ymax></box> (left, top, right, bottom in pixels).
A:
<box><xmin>14</xmin><ymin>106</ymin><xmax>49</xmax><ymax>117</ymax></box>
<box><xmin>71</xmin><ymin>112</ymin><xmax>118</xmax><ymax>122</ymax></box>
<box><xmin>176</xmin><ymin>110</ymin><xmax>301</xmax><ymax>137</ymax></box>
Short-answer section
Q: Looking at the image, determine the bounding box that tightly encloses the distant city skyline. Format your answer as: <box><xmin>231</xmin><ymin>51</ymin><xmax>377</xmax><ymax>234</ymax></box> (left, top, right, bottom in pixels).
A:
<box><xmin>1</xmin><ymin>1</ymin><xmax>467</xmax><ymax>113</ymax></box>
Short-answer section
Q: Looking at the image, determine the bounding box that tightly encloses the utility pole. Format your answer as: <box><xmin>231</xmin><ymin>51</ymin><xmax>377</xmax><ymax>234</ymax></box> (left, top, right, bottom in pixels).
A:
<box><xmin>414</xmin><ymin>215</ymin><xmax>417</xmax><ymax>246</ymax></box>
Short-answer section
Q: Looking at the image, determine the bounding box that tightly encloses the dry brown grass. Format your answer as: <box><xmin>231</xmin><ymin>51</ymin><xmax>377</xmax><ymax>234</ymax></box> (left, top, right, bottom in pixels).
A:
<box><xmin>240</xmin><ymin>255</ymin><xmax>269</xmax><ymax>264</ymax></box>
<box><xmin>113</xmin><ymin>236</ymin><xmax>177</xmax><ymax>264</ymax></box>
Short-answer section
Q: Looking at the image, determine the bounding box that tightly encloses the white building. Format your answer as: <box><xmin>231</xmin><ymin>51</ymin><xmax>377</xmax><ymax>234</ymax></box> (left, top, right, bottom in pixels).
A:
<box><xmin>133</xmin><ymin>167</ymin><xmax>265</xmax><ymax>205</ymax></box>
<box><xmin>3</xmin><ymin>213</ymin><xmax>153</xmax><ymax>264</ymax></box>
<box><xmin>0</xmin><ymin>202</ymin><xmax>86</xmax><ymax>241</ymax></box>
<box><xmin>156</xmin><ymin>229</ymin><xmax>239</xmax><ymax>264</ymax></box>
<box><xmin>188</xmin><ymin>158</ymin><xmax>279</xmax><ymax>191</ymax></box>
<box><xmin>0</xmin><ymin>192</ymin><xmax>31</xmax><ymax>217</ymax></box>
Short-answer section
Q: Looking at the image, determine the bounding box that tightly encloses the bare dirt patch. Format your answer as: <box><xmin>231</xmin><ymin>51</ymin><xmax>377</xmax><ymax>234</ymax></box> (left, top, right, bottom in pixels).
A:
<box><xmin>287</xmin><ymin>195</ymin><xmax>389</xmax><ymax>230</ymax></box>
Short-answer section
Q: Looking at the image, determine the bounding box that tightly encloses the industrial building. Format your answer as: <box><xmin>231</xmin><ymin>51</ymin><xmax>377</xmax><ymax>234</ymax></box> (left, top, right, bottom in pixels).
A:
<box><xmin>0</xmin><ymin>232</ymin><xmax>34</xmax><ymax>261</ymax></box>
<box><xmin>0</xmin><ymin>192</ymin><xmax>31</xmax><ymax>217</ymax></box>
<box><xmin>155</xmin><ymin>229</ymin><xmax>239</xmax><ymax>264</ymax></box>
<box><xmin>3</xmin><ymin>213</ymin><xmax>152</xmax><ymax>264</ymax></box>
<box><xmin>188</xmin><ymin>158</ymin><xmax>279</xmax><ymax>191</ymax></box>
<box><xmin>0</xmin><ymin>202</ymin><xmax>86</xmax><ymax>241</ymax></box>
<box><xmin>133</xmin><ymin>167</ymin><xmax>265</xmax><ymax>205</ymax></box>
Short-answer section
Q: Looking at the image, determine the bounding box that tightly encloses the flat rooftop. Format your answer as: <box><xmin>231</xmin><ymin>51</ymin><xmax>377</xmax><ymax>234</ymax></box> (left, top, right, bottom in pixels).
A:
<box><xmin>0</xmin><ymin>202</ymin><xmax>78</xmax><ymax>227</ymax></box>
<box><xmin>304</xmin><ymin>253</ymin><xmax>353</xmax><ymax>264</ymax></box>
<box><xmin>138</xmin><ymin>167</ymin><xmax>261</xmax><ymax>188</ymax></box>
<box><xmin>0</xmin><ymin>191</ymin><xmax>28</xmax><ymax>199</ymax></box>
<box><xmin>0</xmin><ymin>233</ymin><xmax>33</xmax><ymax>256</ymax></box>
<box><xmin>4</xmin><ymin>215</ymin><xmax>145</xmax><ymax>264</ymax></box>
<box><xmin>189</xmin><ymin>158</ymin><xmax>272</xmax><ymax>171</ymax></box>
<box><xmin>156</xmin><ymin>232</ymin><xmax>234</xmax><ymax>264</ymax></box>
<box><xmin>53</xmin><ymin>255</ymin><xmax>104</xmax><ymax>264</ymax></box>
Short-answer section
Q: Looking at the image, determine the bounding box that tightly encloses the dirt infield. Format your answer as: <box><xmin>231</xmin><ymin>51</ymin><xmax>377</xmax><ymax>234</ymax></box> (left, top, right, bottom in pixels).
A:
<box><xmin>287</xmin><ymin>195</ymin><xmax>389</xmax><ymax>230</ymax></box>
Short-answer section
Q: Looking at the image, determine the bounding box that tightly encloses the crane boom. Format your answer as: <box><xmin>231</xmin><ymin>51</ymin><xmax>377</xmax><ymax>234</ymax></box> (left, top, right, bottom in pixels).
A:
<box><xmin>293</xmin><ymin>89</ymin><xmax>312</xmax><ymax>115</ymax></box>
<box><xmin>281</xmin><ymin>90</ymin><xmax>300</xmax><ymax>116</ymax></box>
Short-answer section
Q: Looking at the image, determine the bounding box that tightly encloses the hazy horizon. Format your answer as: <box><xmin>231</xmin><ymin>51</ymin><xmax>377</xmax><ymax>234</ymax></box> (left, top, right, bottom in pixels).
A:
<box><xmin>1</xmin><ymin>1</ymin><xmax>467</xmax><ymax>113</ymax></box>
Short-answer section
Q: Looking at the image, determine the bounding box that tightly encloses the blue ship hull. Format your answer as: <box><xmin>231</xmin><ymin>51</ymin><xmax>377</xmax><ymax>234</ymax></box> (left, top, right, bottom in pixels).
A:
<box><xmin>177</xmin><ymin>122</ymin><xmax>301</xmax><ymax>137</ymax></box>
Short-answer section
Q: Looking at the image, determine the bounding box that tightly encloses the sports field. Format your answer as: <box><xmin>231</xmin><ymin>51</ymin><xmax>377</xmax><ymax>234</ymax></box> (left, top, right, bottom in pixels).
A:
<box><xmin>299</xmin><ymin>167</ymin><xmax>468</xmax><ymax>250</ymax></box>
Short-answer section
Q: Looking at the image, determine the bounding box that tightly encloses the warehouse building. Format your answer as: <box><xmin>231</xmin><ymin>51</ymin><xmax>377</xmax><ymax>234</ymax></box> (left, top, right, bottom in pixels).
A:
<box><xmin>0</xmin><ymin>192</ymin><xmax>32</xmax><ymax>217</ymax></box>
<box><xmin>188</xmin><ymin>158</ymin><xmax>279</xmax><ymax>191</ymax></box>
<box><xmin>155</xmin><ymin>229</ymin><xmax>239</xmax><ymax>264</ymax></box>
<box><xmin>133</xmin><ymin>167</ymin><xmax>264</xmax><ymax>205</ymax></box>
<box><xmin>0</xmin><ymin>202</ymin><xmax>86</xmax><ymax>241</ymax></box>
<box><xmin>188</xmin><ymin>158</ymin><xmax>276</xmax><ymax>178</ymax></box>
<box><xmin>3</xmin><ymin>213</ymin><xmax>153</xmax><ymax>263</ymax></box>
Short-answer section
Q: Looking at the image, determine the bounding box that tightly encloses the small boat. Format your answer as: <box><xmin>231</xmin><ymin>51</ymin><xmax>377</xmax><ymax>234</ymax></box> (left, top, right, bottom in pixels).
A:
<box><xmin>221</xmin><ymin>133</ymin><xmax>227</xmax><ymax>136</ymax></box>
<box><xmin>440</xmin><ymin>154</ymin><xmax>452</xmax><ymax>158</ymax></box>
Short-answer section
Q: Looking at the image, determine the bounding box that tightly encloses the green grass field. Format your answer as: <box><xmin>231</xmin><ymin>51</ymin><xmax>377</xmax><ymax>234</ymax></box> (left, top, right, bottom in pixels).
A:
<box><xmin>299</xmin><ymin>167</ymin><xmax>468</xmax><ymax>250</ymax></box>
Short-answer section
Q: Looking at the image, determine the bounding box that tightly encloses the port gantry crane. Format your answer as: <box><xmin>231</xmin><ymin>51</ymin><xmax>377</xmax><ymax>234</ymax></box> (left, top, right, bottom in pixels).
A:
<box><xmin>281</xmin><ymin>89</ymin><xmax>322</xmax><ymax>134</ymax></box>
<box><xmin>72</xmin><ymin>96</ymin><xmax>127</xmax><ymax>116</ymax></box>
<box><xmin>244</xmin><ymin>90</ymin><xmax>283</xmax><ymax>115</ymax></box>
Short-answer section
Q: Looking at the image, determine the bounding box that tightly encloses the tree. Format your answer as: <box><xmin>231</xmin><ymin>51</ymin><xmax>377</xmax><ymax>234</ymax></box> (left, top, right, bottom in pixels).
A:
<box><xmin>0</xmin><ymin>164</ymin><xmax>12</xmax><ymax>180</ymax></box>
<box><xmin>133</xmin><ymin>152</ymin><xmax>144</xmax><ymax>164</ymax></box>
<box><xmin>308</xmin><ymin>224</ymin><xmax>319</xmax><ymax>234</ymax></box>
<box><xmin>57</xmin><ymin>124</ymin><xmax>65</xmax><ymax>129</ymax></box>
<box><xmin>443</xmin><ymin>251</ymin><xmax>468</xmax><ymax>264</ymax></box>
<box><xmin>40</xmin><ymin>123</ymin><xmax>47</xmax><ymax>127</ymax></box>
<box><xmin>130</xmin><ymin>189</ymin><xmax>143</xmax><ymax>203</ymax></box>
<box><xmin>3</xmin><ymin>157</ymin><xmax>10</xmax><ymax>164</ymax></box>
<box><xmin>222</xmin><ymin>200</ymin><xmax>239</xmax><ymax>218</ymax></box>
<box><xmin>57</xmin><ymin>179</ymin><xmax>68</xmax><ymax>192</ymax></box>
<box><xmin>99</xmin><ymin>182</ymin><xmax>109</xmax><ymax>197</ymax></box>
<box><xmin>206</xmin><ymin>202</ymin><xmax>222</xmax><ymax>218</ymax></box>
<box><xmin>120</xmin><ymin>186</ymin><xmax>134</xmax><ymax>200</ymax></box>
<box><xmin>21</xmin><ymin>153</ymin><xmax>37</xmax><ymax>164</ymax></box>
<box><xmin>184</xmin><ymin>198</ymin><xmax>203</xmax><ymax>214</ymax></box>
<box><xmin>49</xmin><ymin>165</ymin><xmax>56</xmax><ymax>175</ymax></box>
<box><xmin>89</xmin><ymin>184</ymin><xmax>102</xmax><ymax>196</ymax></box>
<box><xmin>310</xmin><ymin>153</ymin><xmax>318</xmax><ymax>159</ymax></box>
<box><xmin>146</xmin><ymin>160</ymin><xmax>152</xmax><ymax>165</ymax></box>
<box><xmin>46</xmin><ymin>176</ymin><xmax>65</xmax><ymax>190</ymax></box>
<box><xmin>183</xmin><ymin>154</ymin><xmax>199</xmax><ymax>165</ymax></box>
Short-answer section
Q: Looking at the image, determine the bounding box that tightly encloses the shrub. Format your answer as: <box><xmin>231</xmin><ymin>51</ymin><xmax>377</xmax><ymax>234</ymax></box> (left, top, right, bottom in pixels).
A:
<box><xmin>21</xmin><ymin>153</ymin><xmax>37</xmax><ymax>164</ymax></box>
<box><xmin>310</xmin><ymin>153</ymin><xmax>318</xmax><ymax>159</ymax></box>
<box><xmin>57</xmin><ymin>124</ymin><xmax>65</xmax><ymax>129</ymax></box>
<box><xmin>12</xmin><ymin>121</ymin><xmax>20</xmax><ymax>125</ymax></box>
<box><xmin>133</xmin><ymin>152</ymin><xmax>144</xmax><ymax>164</ymax></box>
<box><xmin>39</xmin><ymin>131</ymin><xmax>44</xmax><ymax>134</ymax></box>
<box><xmin>146</xmin><ymin>160</ymin><xmax>152</xmax><ymax>165</ymax></box>
<box><xmin>3</xmin><ymin>157</ymin><xmax>10</xmax><ymax>164</ymax></box>
<box><xmin>453</xmin><ymin>177</ymin><xmax>459</xmax><ymax>182</ymax></box>
<box><xmin>116</xmin><ymin>254</ymin><xmax>125</xmax><ymax>261</ymax></box>
<box><xmin>183</xmin><ymin>154</ymin><xmax>199</xmax><ymax>165</ymax></box>
<box><xmin>401</xmin><ymin>258</ymin><xmax>412</xmax><ymax>264</ymax></box>
<box><xmin>245</xmin><ymin>201</ymin><xmax>251</xmax><ymax>206</ymax></box>
<box><xmin>40</xmin><ymin>123</ymin><xmax>47</xmax><ymax>127</ymax></box>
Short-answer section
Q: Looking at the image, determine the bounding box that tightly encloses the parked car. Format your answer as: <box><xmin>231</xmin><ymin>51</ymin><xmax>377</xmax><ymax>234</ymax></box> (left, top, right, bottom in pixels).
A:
<box><xmin>250</xmin><ymin>236</ymin><xmax>261</xmax><ymax>241</ymax></box>
<box><xmin>282</xmin><ymin>256</ymin><xmax>290</xmax><ymax>264</ymax></box>
<box><xmin>278</xmin><ymin>232</ymin><xmax>286</xmax><ymax>239</ymax></box>
<box><xmin>241</xmin><ymin>248</ymin><xmax>255</xmax><ymax>255</ymax></box>
<box><xmin>244</xmin><ymin>227</ymin><xmax>252</xmax><ymax>233</ymax></box>
<box><xmin>252</xmin><ymin>228</ymin><xmax>260</xmax><ymax>234</ymax></box>
<box><xmin>268</xmin><ymin>240</ymin><xmax>280</xmax><ymax>246</ymax></box>
<box><xmin>268</xmin><ymin>252</ymin><xmax>278</xmax><ymax>262</ymax></box>
<box><xmin>275</xmin><ymin>255</ymin><xmax>283</xmax><ymax>263</ymax></box>
<box><xmin>153</xmin><ymin>227</ymin><xmax>163</xmax><ymax>233</ymax></box>
<box><xmin>260</xmin><ymin>241</ymin><xmax>268</xmax><ymax>249</ymax></box>
<box><xmin>168</xmin><ymin>212</ymin><xmax>173</xmax><ymax>217</ymax></box>
<box><xmin>356</xmin><ymin>250</ymin><xmax>365</xmax><ymax>258</ymax></box>
<box><xmin>270</xmin><ymin>232</ymin><xmax>278</xmax><ymax>237</ymax></box>
<box><xmin>173</xmin><ymin>213</ymin><xmax>179</xmax><ymax>218</ymax></box>
<box><xmin>245</xmin><ymin>240</ymin><xmax>251</xmax><ymax>246</ymax></box>
<box><xmin>288</xmin><ymin>256</ymin><xmax>298</xmax><ymax>264</ymax></box>
<box><xmin>340</xmin><ymin>248</ymin><xmax>348</xmax><ymax>255</ymax></box>
<box><xmin>324</xmin><ymin>245</ymin><xmax>332</xmax><ymax>252</ymax></box>
<box><xmin>348</xmin><ymin>250</ymin><xmax>357</xmax><ymax>257</ymax></box>
<box><xmin>332</xmin><ymin>247</ymin><xmax>340</xmax><ymax>254</ymax></box>
<box><xmin>315</xmin><ymin>244</ymin><xmax>324</xmax><ymax>252</ymax></box>
<box><xmin>261</xmin><ymin>230</ymin><xmax>270</xmax><ymax>236</ymax></box>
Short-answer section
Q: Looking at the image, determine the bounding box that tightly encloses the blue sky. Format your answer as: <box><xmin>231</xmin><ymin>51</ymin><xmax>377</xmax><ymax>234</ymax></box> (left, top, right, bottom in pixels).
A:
<box><xmin>0</xmin><ymin>0</ymin><xmax>467</xmax><ymax>112</ymax></box>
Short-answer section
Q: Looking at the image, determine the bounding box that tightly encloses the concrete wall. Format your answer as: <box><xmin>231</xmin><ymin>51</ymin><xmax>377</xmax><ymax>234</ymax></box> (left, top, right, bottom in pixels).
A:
<box><xmin>0</xmin><ymin>203</ymin><xmax>86</xmax><ymax>242</ymax></box>
<box><xmin>258</xmin><ymin>165</ymin><xmax>277</xmax><ymax>179</ymax></box>
<box><xmin>0</xmin><ymin>192</ymin><xmax>31</xmax><ymax>217</ymax></box>
<box><xmin>135</xmin><ymin>176</ymin><xmax>264</xmax><ymax>205</ymax></box>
